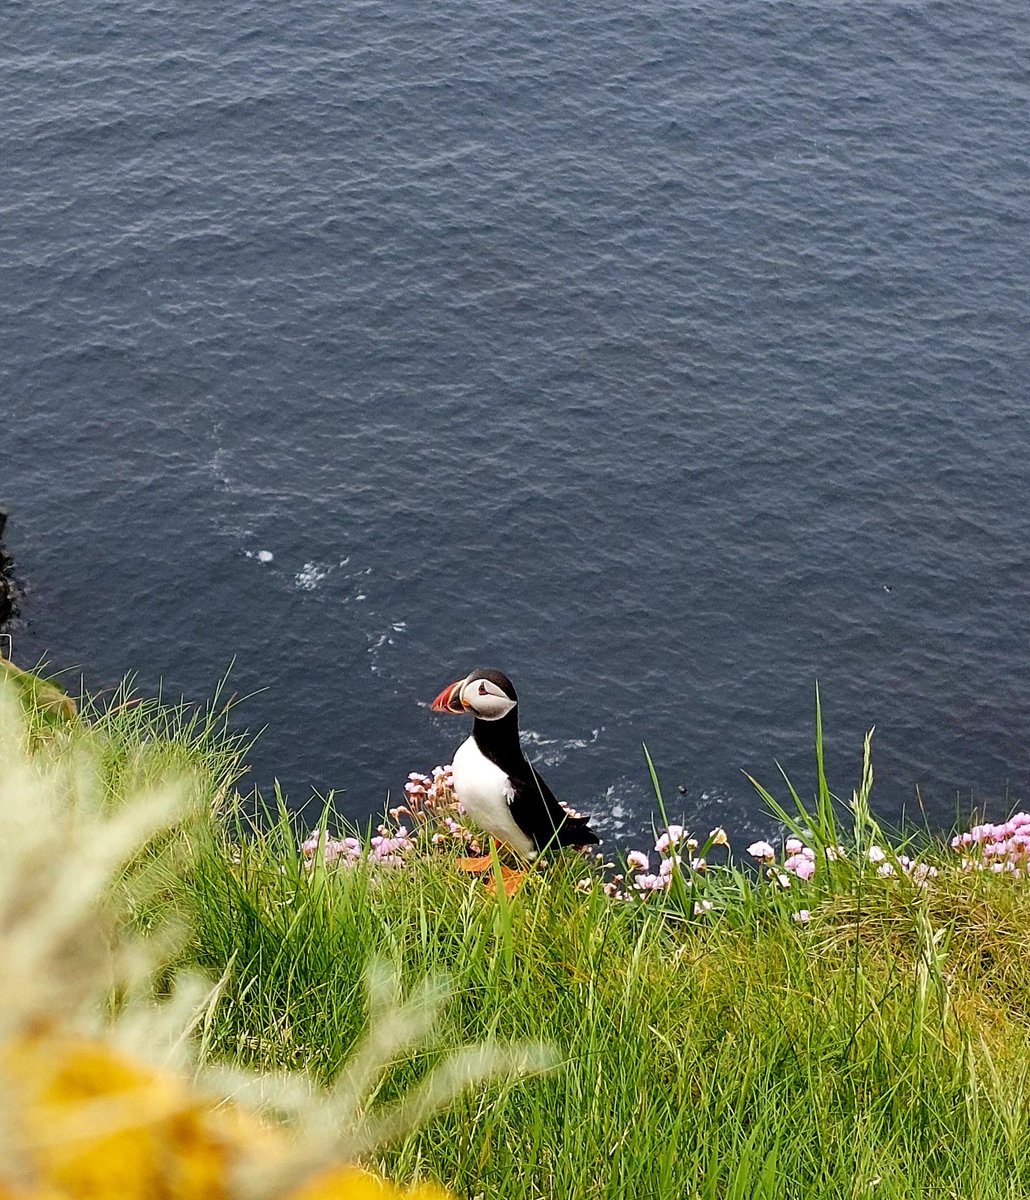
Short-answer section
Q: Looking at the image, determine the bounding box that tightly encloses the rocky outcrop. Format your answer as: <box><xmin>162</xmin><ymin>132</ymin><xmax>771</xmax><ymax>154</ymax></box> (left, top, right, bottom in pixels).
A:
<box><xmin>0</xmin><ymin>509</ymin><xmax>16</xmax><ymax>630</ymax></box>
<box><xmin>0</xmin><ymin>510</ymin><xmax>76</xmax><ymax>722</ymax></box>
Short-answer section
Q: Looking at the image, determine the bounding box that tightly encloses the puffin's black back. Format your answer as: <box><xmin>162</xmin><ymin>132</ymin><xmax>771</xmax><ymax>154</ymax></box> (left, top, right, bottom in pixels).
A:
<box><xmin>508</xmin><ymin>762</ymin><xmax>600</xmax><ymax>851</ymax></box>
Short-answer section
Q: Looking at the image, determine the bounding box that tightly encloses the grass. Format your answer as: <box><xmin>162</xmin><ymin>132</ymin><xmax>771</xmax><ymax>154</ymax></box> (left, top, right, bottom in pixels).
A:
<box><xmin>186</xmin><ymin>836</ymin><xmax>1030</xmax><ymax>1199</ymax></box>
<box><xmin>8</xmin><ymin>674</ymin><xmax>1030</xmax><ymax>1199</ymax></box>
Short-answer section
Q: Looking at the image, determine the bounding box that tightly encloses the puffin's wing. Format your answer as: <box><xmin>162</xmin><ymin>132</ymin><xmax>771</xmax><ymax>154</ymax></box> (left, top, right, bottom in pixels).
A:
<box><xmin>507</xmin><ymin>763</ymin><xmax>600</xmax><ymax>851</ymax></box>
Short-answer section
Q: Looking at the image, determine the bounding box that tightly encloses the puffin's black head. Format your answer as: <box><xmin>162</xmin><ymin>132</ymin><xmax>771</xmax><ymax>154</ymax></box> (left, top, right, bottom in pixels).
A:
<box><xmin>430</xmin><ymin>668</ymin><xmax>518</xmax><ymax>721</ymax></box>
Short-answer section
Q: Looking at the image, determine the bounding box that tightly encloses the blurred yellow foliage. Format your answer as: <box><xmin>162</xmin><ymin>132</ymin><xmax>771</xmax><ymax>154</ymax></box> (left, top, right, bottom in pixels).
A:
<box><xmin>288</xmin><ymin>1167</ymin><xmax>454</xmax><ymax>1200</ymax></box>
<box><xmin>0</xmin><ymin>1030</ymin><xmax>452</xmax><ymax>1200</ymax></box>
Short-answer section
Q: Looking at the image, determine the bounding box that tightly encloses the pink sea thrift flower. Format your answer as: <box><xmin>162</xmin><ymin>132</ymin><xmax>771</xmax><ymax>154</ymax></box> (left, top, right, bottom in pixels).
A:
<box><xmin>654</xmin><ymin>825</ymin><xmax>686</xmax><ymax>853</ymax></box>
<box><xmin>301</xmin><ymin>831</ymin><xmax>362</xmax><ymax>865</ymax></box>
<box><xmin>785</xmin><ymin>854</ymin><xmax>815</xmax><ymax>881</ymax></box>
<box><xmin>370</xmin><ymin>828</ymin><xmax>414</xmax><ymax>858</ymax></box>
<box><xmin>626</xmin><ymin>850</ymin><xmax>650</xmax><ymax>871</ymax></box>
<box><xmin>950</xmin><ymin>811</ymin><xmax>1030</xmax><ymax>876</ymax></box>
<box><xmin>785</xmin><ymin>837</ymin><xmax>804</xmax><ymax>855</ymax></box>
<box><xmin>746</xmin><ymin>840</ymin><xmax>775</xmax><ymax>862</ymax></box>
<box><xmin>633</xmin><ymin>873</ymin><xmax>666</xmax><ymax>892</ymax></box>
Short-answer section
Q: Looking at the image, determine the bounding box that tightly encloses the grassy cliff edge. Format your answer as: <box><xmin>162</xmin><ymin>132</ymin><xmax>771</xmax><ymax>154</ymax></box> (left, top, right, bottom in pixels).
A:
<box><xmin>4</xmin><ymin>671</ymin><xmax>1030</xmax><ymax>1199</ymax></box>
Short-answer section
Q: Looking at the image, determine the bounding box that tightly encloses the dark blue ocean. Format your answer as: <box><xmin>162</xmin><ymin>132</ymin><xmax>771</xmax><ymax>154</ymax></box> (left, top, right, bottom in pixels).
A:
<box><xmin>3</xmin><ymin>0</ymin><xmax>1029</xmax><ymax>843</ymax></box>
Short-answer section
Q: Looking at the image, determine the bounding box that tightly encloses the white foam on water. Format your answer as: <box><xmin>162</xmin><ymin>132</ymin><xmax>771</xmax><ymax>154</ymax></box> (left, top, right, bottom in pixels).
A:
<box><xmin>590</xmin><ymin>784</ymin><xmax>629</xmax><ymax>838</ymax></box>
<box><xmin>367</xmin><ymin>619</ymin><xmax>408</xmax><ymax>673</ymax></box>
<box><xmin>293</xmin><ymin>556</ymin><xmax>351</xmax><ymax>591</ymax></box>
<box><xmin>521</xmin><ymin>726</ymin><xmax>603</xmax><ymax>767</ymax></box>
<box><xmin>295</xmin><ymin>561</ymin><xmax>326</xmax><ymax>590</ymax></box>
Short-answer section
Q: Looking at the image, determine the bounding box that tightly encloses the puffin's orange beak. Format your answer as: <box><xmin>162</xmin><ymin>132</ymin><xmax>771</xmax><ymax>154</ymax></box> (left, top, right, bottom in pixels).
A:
<box><xmin>430</xmin><ymin>679</ymin><xmax>467</xmax><ymax>714</ymax></box>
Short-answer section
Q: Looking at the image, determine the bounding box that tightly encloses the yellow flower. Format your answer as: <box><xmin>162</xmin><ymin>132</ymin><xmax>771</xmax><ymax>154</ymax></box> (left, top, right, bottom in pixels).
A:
<box><xmin>285</xmin><ymin>1166</ymin><xmax>453</xmax><ymax>1200</ymax></box>
<box><xmin>0</xmin><ymin>1183</ymin><xmax>67</xmax><ymax>1200</ymax></box>
<box><xmin>2</xmin><ymin>1032</ymin><xmax>231</xmax><ymax>1199</ymax></box>
<box><xmin>1</xmin><ymin>1031</ymin><xmax>455</xmax><ymax>1200</ymax></box>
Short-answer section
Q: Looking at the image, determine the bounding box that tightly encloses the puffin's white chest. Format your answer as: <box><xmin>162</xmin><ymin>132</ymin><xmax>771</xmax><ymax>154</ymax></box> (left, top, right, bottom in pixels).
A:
<box><xmin>451</xmin><ymin>736</ymin><xmax>535</xmax><ymax>858</ymax></box>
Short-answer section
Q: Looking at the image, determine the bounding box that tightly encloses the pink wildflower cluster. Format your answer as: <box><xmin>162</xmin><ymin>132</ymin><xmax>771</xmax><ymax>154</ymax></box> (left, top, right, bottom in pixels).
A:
<box><xmin>745</xmin><ymin>836</ymin><xmax>818</xmax><ymax>884</ymax></box>
<box><xmin>745</xmin><ymin>836</ymin><xmax>938</xmax><ymax>887</ymax></box>
<box><xmin>401</xmin><ymin>766</ymin><xmax>455</xmax><ymax>810</ymax></box>
<box><xmin>865</xmin><ymin>845</ymin><xmax>938</xmax><ymax>883</ymax></box>
<box><xmin>608</xmin><ymin>825</ymin><xmax>717</xmax><ymax>914</ymax></box>
<box><xmin>300</xmin><ymin>825</ymin><xmax>415</xmax><ymax>867</ymax></box>
<box><xmin>396</xmin><ymin>766</ymin><xmax>482</xmax><ymax>855</ymax></box>
<box><xmin>951</xmin><ymin>812</ymin><xmax>1030</xmax><ymax>875</ymax></box>
<box><xmin>298</xmin><ymin>762</ymin><xmax>483</xmax><ymax>868</ymax></box>
<box><xmin>744</xmin><ymin>840</ymin><xmax>821</xmax><ymax>888</ymax></box>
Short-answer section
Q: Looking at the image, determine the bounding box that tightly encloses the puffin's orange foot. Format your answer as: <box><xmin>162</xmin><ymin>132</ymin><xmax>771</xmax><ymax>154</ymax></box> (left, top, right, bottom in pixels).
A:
<box><xmin>485</xmin><ymin>865</ymin><xmax>528</xmax><ymax>897</ymax></box>
<box><xmin>454</xmin><ymin>854</ymin><xmax>494</xmax><ymax>874</ymax></box>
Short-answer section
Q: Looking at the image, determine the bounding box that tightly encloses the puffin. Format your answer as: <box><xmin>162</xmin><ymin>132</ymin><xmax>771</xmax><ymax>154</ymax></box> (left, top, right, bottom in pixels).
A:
<box><xmin>430</xmin><ymin>667</ymin><xmax>599</xmax><ymax>863</ymax></box>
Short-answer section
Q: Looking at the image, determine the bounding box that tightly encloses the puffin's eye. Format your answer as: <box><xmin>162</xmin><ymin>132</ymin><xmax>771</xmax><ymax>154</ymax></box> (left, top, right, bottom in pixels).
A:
<box><xmin>478</xmin><ymin>682</ymin><xmax>488</xmax><ymax>696</ymax></box>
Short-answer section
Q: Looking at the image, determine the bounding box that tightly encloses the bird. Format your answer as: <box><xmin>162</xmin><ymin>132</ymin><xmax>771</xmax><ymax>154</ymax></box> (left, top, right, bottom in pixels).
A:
<box><xmin>430</xmin><ymin>668</ymin><xmax>599</xmax><ymax>876</ymax></box>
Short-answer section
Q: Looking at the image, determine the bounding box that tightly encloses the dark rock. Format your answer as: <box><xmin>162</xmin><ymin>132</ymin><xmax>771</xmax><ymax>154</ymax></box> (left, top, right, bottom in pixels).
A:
<box><xmin>0</xmin><ymin>508</ymin><xmax>19</xmax><ymax>630</ymax></box>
